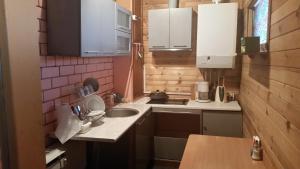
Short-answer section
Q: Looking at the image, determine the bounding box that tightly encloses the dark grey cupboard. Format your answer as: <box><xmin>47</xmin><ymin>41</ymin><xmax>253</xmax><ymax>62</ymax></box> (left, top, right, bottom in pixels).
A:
<box><xmin>47</xmin><ymin>0</ymin><xmax>131</xmax><ymax>57</ymax></box>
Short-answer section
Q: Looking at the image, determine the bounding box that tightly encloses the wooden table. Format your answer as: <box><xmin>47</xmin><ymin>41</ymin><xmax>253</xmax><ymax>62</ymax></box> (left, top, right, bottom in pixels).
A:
<box><xmin>179</xmin><ymin>135</ymin><xmax>266</xmax><ymax>169</ymax></box>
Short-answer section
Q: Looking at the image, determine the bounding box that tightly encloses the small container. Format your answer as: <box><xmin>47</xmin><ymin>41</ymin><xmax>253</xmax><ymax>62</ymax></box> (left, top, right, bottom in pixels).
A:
<box><xmin>169</xmin><ymin>0</ymin><xmax>178</xmax><ymax>8</ymax></box>
<box><xmin>197</xmin><ymin>81</ymin><xmax>210</xmax><ymax>102</ymax></box>
<box><xmin>251</xmin><ymin>136</ymin><xmax>263</xmax><ymax>161</ymax></box>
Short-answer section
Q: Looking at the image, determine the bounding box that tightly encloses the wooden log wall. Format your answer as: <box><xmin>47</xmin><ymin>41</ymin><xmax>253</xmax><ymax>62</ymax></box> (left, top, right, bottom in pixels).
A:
<box><xmin>142</xmin><ymin>0</ymin><xmax>243</xmax><ymax>97</ymax></box>
<box><xmin>241</xmin><ymin>0</ymin><xmax>300</xmax><ymax>169</ymax></box>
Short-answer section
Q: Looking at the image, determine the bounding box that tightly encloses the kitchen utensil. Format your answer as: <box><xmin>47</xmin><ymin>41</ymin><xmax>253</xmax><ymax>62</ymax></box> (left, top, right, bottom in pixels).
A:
<box><xmin>71</xmin><ymin>105</ymin><xmax>87</xmax><ymax>120</ymax></box>
<box><xmin>83</xmin><ymin>78</ymin><xmax>99</xmax><ymax>92</ymax></box>
<box><xmin>149</xmin><ymin>90</ymin><xmax>169</xmax><ymax>100</ymax></box>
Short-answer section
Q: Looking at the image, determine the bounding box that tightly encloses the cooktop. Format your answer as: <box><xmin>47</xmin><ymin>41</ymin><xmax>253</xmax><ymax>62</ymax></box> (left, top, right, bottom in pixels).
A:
<box><xmin>147</xmin><ymin>99</ymin><xmax>189</xmax><ymax>105</ymax></box>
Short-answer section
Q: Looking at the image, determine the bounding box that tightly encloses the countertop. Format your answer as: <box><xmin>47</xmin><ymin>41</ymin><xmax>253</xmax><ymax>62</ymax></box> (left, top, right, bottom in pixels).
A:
<box><xmin>70</xmin><ymin>97</ymin><xmax>241</xmax><ymax>142</ymax></box>
<box><xmin>71</xmin><ymin>103</ymin><xmax>151</xmax><ymax>142</ymax></box>
<box><xmin>134</xmin><ymin>97</ymin><xmax>242</xmax><ymax>111</ymax></box>
<box><xmin>179</xmin><ymin>135</ymin><xmax>266</xmax><ymax>169</ymax></box>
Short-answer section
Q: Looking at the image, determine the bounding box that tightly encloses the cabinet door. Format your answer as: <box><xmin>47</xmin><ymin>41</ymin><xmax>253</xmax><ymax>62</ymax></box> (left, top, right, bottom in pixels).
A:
<box><xmin>148</xmin><ymin>9</ymin><xmax>170</xmax><ymax>49</ymax></box>
<box><xmin>170</xmin><ymin>8</ymin><xmax>192</xmax><ymax>49</ymax></box>
<box><xmin>203</xmin><ymin>111</ymin><xmax>242</xmax><ymax>137</ymax></box>
<box><xmin>154</xmin><ymin>111</ymin><xmax>201</xmax><ymax>162</ymax></box>
<box><xmin>155</xmin><ymin>112</ymin><xmax>201</xmax><ymax>138</ymax></box>
<box><xmin>99</xmin><ymin>0</ymin><xmax>117</xmax><ymax>55</ymax></box>
<box><xmin>81</xmin><ymin>0</ymin><xmax>103</xmax><ymax>56</ymax></box>
<box><xmin>136</xmin><ymin>111</ymin><xmax>154</xmax><ymax>169</ymax></box>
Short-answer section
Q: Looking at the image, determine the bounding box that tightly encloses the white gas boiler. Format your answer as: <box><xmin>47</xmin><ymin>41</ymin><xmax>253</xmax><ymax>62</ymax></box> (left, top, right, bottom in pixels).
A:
<box><xmin>196</xmin><ymin>3</ymin><xmax>238</xmax><ymax>68</ymax></box>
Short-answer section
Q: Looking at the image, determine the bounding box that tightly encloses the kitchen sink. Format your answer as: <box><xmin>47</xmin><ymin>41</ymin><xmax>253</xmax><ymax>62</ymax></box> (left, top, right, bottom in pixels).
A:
<box><xmin>105</xmin><ymin>108</ymin><xmax>139</xmax><ymax>117</ymax></box>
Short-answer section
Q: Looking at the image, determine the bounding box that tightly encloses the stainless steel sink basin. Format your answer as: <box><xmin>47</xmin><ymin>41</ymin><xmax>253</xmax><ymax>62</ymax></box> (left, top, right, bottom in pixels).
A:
<box><xmin>105</xmin><ymin>108</ymin><xmax>139</xmax><ymax>117</ymax></box>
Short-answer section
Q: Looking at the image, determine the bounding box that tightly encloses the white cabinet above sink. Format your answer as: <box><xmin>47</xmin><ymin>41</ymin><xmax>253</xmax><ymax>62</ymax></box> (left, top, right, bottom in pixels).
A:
<box><xmin>148</xmin><ymin>9</ymin><xmax>170</xmax><ymax>50</ymax></box>
<box><xmin>148</xmin><ymin>8</ymin><xmax>193</xmax><ymax>51</ymax></box>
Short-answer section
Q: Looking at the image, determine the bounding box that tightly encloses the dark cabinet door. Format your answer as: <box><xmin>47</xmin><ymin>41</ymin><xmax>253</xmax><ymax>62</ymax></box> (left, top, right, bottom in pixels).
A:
<box><xmin>86</xmin><ymin>127</ymin><xmax>135</xmax><ymax>169</ymax></box>
<box><xmin>154</xmin><ymin>112</ymin><xmax>201</xmax><ymax>138</ymax></box>
<box><xmin>153</xmin><ymin>110</ymin><xmax>201</xmax><ymax>164</ymax></box>
<box><xmin>135</xmin><ymin>111</ymin><xmax>154</xmax><ymax>169</ymax></box>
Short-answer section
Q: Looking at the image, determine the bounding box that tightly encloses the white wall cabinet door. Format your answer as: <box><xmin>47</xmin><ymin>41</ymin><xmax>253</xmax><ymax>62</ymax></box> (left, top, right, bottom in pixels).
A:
<box><xmin>203</xmin><ymin>111</ymin><xmax>242</xmax><ymax>137</ymax></box>
<box><xmin>170</xmin><ymin>8</ymin><xmax>192</xmax><ymax>49</ymax></box>
<box><xmin>99</xmin><ymin>0</ymin><xmax>116</xmax><ymax>55</ymax></box>
<box><xmin>81</xmin><ymin>0</ymin><xmax>103</xmax><ymax>56</ymax></box>
<box><xmin>148</xmin><ymin>9</ymin><xmax>170</xmax><ymax>50</ymax></box>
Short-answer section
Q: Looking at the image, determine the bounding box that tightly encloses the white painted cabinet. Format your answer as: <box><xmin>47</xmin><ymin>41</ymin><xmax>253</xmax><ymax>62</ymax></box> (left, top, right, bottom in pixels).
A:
<box><xmin>81</xmin><ymin>0</ymin><xmax>115</xmax><ymax>56</ymax></box>
<box><xmin>203</xmin><ymin>111</ymin><xmax>242</xmax><ymax>137</ymax></box>
<box><xmin>148</xmin><ymin>9</ymin><xmax>170</xmax><ymax>50</ymax></box>
<box><xmin>148</xmin><ymin>8</ymin><xmax>192</xmax><ymax>51</ymax></box>
<box><xmin>170</xmin><ymin>8</ymin><xmax>192</xmax><ymax>49</ymax></box>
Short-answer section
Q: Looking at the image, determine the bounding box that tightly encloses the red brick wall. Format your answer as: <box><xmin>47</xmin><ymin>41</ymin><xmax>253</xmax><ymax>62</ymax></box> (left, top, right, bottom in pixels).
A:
<box><xmin>38</xmin><ymin>0</ymin><xmax>114</xmax><ymax>143</ymax></box>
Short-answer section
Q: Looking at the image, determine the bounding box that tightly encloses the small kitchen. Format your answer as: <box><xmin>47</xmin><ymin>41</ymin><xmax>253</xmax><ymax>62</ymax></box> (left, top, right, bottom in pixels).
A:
<box><xmin>0</xmin><ymin>0</ymin><xmax>299</xmax><ymax>169</ymax></box>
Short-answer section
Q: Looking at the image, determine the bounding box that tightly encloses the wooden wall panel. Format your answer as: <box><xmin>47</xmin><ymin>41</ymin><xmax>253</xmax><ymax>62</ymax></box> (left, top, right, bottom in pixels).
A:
<box><xmin>241</xmin><ymin>0</ymin><xmax>300</xmax><ymax>169</ymax></box>
<box><xmin>142</xmin><ymin>0</ymin><xmax>243</xmax><ymax>96</ymax></box>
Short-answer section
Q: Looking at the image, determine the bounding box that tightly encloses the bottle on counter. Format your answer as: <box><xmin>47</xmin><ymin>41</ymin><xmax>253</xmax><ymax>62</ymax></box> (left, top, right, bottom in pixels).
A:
<box><xmin>251</xmin><ymin>136</ymin><xmax>263</xmax><ymax>161</ymax></box>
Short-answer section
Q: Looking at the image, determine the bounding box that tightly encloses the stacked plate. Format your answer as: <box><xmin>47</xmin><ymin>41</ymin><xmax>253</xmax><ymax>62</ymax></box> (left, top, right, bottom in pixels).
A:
<box><xmin>79</xmin><ymin>95</ymin><xmax>106</xmax><ymax>133</ymax></box>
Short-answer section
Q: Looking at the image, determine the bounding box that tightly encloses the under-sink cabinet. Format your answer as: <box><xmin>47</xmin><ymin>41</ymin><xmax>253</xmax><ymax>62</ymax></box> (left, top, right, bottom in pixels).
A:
<box><xmin>86</xmin><ymin>110</ymin><xmax>154</xmax><ymax>169</ymax></box>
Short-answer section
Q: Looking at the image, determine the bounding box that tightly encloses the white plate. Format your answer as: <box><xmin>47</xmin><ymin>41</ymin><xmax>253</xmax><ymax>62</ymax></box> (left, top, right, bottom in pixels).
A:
<box><xmin>87</xmin><ymin>110</ymin><xmax>105</xmax><ymax>117</ymax></box>
<box><xmin>83</xmin><ymin>95</ymin><xmax>105</xmax><ymax>112</ymax></box>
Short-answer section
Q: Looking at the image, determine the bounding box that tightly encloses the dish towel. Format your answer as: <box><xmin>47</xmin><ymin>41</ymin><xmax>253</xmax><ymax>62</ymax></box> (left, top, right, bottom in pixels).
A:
<box><xmin>55</xmin><ymin>104</ymin><xmax>83</xmax><ymax>144</ymax></box>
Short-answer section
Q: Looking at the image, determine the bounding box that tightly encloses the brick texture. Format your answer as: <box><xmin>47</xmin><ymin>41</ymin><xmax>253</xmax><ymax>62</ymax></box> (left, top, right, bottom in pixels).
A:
<box><xmin>38</xmin><ymin>0</ymin><xmax>114</xmax><ymax>145</ymax></box>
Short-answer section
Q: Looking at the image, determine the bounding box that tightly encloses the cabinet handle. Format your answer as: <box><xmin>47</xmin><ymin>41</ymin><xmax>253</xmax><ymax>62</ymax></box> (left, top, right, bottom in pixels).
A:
<box><xmin>117</xmin><ymin>26</ymin><xmax>131</xmax><ymax>32</ymax></box>
<box><xmin>137</xmin><ymin>117</ymin><xmax>146</xmax><ymax>126</ymax></box>
<box><xmin>173</xmin><ymin>45</ymin><xmax>188</xmax><ymax>48</ymax></box>
<box><xmin>146</xmin><ymin>112</ymin><xmax>151</xmax><ymax>117</ymax></box>
<box><xmin>84</xmin><ymin>51</ymin><xmax>100</xmax><ymax>54</ymax></box>
<box><xmin>116</xmin><ymin>51</ymin><xmax>129</xmax><ymax>54</ymax></box>
<box><xmin>154</xmin><ymin>110</ymin><xmax>198</xmax><ymax>114</ymax></box>
<box><xmin>152</xmin><ymin>46</ymin><xmax>166</xmax><ymax>48</ymax></box>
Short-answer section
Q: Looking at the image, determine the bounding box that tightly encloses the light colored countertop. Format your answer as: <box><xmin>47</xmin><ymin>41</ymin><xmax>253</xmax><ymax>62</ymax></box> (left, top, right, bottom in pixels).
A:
<box><xmin>71</xmin><ymin>97</ymin><xmax>241</xmax><ymax>142</ymax></box>
<box><xmin>135</xmin><ymin>97</ymin><xmax>242</xmax><ymax>111</ymax></box>
<box><xmin>179</xmin><ymin>135</ymin><xmax>266</xmax><ymax>169</ymax></box>
<box><xmin>71</xmin><ymin>104</ymin><xmax>151</xmax><ymax>142</ymax></box>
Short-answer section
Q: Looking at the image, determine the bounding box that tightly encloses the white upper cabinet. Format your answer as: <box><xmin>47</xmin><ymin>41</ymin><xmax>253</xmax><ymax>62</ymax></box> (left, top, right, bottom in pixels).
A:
<box><xmin>148</xmin><ymin>8</ymin><xmax>193</xmax><ymax>51</ymax></box>
<box><xmin>148</xmin><ymin>9</ymin><xmax>170</xmax><ymax>50</ymax></box>
<box><xmin>81</xmin><ymin>0</ymin><xmax>103</xmax><ymax>56</ymax></box>
<box><xmin>81</xmin><ymin>0</ymin><xmax>116</xmax><ymax>56</ymax></box>
<box><xmin>170</xmin><ymin>8</ymin><xmax>192</xmax><ymax>49</ymax></box>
